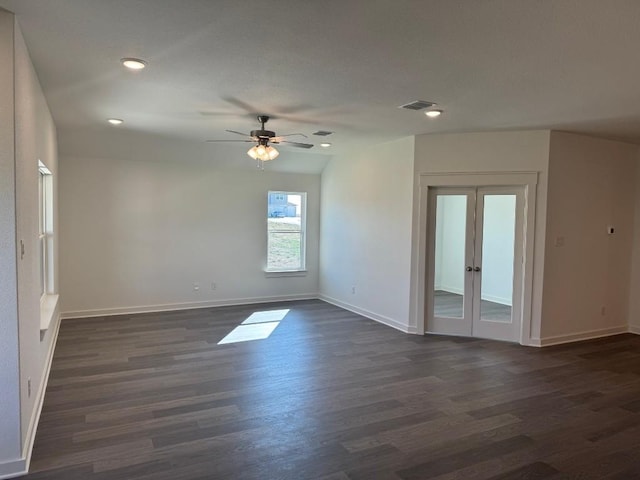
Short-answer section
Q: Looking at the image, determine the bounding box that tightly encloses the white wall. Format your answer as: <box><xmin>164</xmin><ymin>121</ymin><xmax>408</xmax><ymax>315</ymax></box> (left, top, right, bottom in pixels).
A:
<box><xmin>0</xmin><ymin>11</ymin><xmax>22</xmax><ymax>472</ymax></box>
<box><xmin>542</xmin><ymin>131</ymin><xmax>637</xmax><ymax>340</ymax></box>
<box><xmin>59</xmin><ymin>155</ymin><xmax>320</xmax><ymax>316</ymax></box>
<box><xmin>319</xmin><ymin>137</ymin><xmax>415</xmax><ymax>332</ymax></box>
<box><xmin>0</xmin><ymin>14</ymin><xmax>60</xmax><ymax>478</ymax></box>
<box><xmin>14</xmin><ymin>20</ymin><xmax>60</xmax><ymax>451</ymax></box>
<box><xmin>411</xmin><ymin>130</ymin><xmax>551</xmax><ymax>339</ymax></box>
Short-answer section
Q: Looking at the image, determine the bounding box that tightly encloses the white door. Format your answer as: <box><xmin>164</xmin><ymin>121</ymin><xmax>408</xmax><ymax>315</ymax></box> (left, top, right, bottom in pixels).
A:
<box><xmin>426</xmin><ymin>186</ymin><xmax>525</xmax><ymax>342</ymax></box>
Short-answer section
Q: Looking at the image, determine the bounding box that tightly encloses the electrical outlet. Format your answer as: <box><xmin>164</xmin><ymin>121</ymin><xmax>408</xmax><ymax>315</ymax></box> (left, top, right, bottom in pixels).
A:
<box><xmin>193</xmin><ymin>283</ymin><xmax>200</xmax><ymax>291</ymax></box>
<box><xmin>351</xmin><ymin>286</ymin><xmax>356</xmax><ymax>294</ymax></box>
<box><xmin>211</xmin><ymin>282</ymin><xmax>217</xmax><ymax>291</ymax></box>
<box><xmin>27</xmin><ymin>378</ymin><xmax>31</xmax><ymax>398</ymax></box>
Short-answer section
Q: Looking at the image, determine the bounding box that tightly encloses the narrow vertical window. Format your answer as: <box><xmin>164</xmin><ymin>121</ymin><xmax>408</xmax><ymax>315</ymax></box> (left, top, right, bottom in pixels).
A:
<box><xmin>38</xmin><ymin>160</ymin><xmax>53</xmax><ymax>298</ymax></box>
<box><xmin>267</xmin><ymin>191</ymin><xmax>306</xmax><ymax>271</ymax></box>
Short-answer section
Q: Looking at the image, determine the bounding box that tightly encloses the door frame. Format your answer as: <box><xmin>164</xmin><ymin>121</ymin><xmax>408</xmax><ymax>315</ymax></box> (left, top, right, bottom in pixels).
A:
<box><xmin>414</xmin><ymin>172</ymin><xmax>538</xmax><ymax>345</ymax></box>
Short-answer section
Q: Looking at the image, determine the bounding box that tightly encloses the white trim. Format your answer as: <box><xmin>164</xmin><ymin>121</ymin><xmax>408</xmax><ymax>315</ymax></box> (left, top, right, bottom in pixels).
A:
<box><xmin>628</xmin><ymin>324</ymin><xmax>640</xmax><ymax>335</ymax></box>
<box><xmin>412</xmin><ymin>171</ymin><xmax>538</xmax><ymax>346</ymax></box>
<box><xmin>61</xmin><ymin>294</ymin><xmax>318</xmax><ymax>319</ymax></box>
<box><xmin>435</xmin><ymin>287</ymin><xmax>512</xmax><ymax>307</ymax></box>
<box><xmin>535</xmin><ymin>325</ymin><xmax>628</xmax><ymax>347</ymax></box>
<box><xmin>480</xmin><ymin>293</ymin><xmax>512</xmax><ymax>306</ymax></box>
<box><xmin>39</xmin><ymin>293</ymin><xmax>58</xmax><ymax>330</ymax></box>
<box><xmin>0</xmin><ymin>309</ymin><xmax>61</xmax><ymax>479</ymax></box>
<box><xmin>0</xmin><ymin>459</ymin><xmax>26</xmax><ymax>480</ymax></box>
<box><xmin>264</xmin><ymin>270</ymin><xmax>307</xmax><ymax>278</ymax></box>
<box><xmin>319</xmin><ymin>294</ymin><xmax>416</xmax><ymax>334</ymax></box>
<box><xmin>22</xmin><ymin>310</ymin><xmax>61</xmax><ymax>472</ymax></box>
<box><xmin>267</xmin><ymin>190</ymin><xmax>307</xmax><ymax>272</ymax></box>
<box><xmin>436</xmin><ymin>285</ymin><xmax>464</xmax><ymax>296</ymax></box>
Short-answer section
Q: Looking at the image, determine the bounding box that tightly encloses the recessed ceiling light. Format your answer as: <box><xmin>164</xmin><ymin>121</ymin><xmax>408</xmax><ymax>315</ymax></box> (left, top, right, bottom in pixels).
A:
<box><xmin>320</xmin><ymin>142</ymin><xmax>332</xmax><ymax>148</ymax></box>
<box><xmin>121</xmin><ymin>58</ymin><xmax>147</xmax><ymax>70</ymax></box>
<box><xmin>107</xmin><ymin>118</ymin><xmax>124</xmax><ymax>125</ymax></box>
<box><xmin>425</xmin><ymin>109</ymin><xmax>443</xmax><ymax>118</ymax></box>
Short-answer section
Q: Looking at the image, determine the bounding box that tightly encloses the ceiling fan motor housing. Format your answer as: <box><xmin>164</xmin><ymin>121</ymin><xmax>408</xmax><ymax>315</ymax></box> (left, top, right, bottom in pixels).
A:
<box><xmin>250</xmin><ymin>129</ymin><xmax>276</xmax><ymax>140</ymax></box>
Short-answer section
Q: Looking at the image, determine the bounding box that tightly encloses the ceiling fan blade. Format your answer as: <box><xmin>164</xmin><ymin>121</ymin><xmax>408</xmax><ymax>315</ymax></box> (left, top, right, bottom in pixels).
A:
<box><xmin>198</xmin><ymin>111</ymin><xmax>238</xmax><ymax>117</ymax></box>
<box><xmin>272</xmin><ymin>133</ymin><xmax>309</xmax><ymax>142</ymax></box>
<box><xmin>222</xmin><ymin>96</ymin><xmax>261</xmax><ymax>115</ymax></box>
<box><xmin>206</xmin><ymin>139</ymin><xmax>254</xmax><ymax>143</ymax></box>
<box><xmin>225</xmin><ymin>129</ymin><xmax>251</xmax><ymax>137</ymax></box>
<box><xmin>279</xmin><ymin>140</ymin><xmax>314</xmax><ymax>149</ymax></box>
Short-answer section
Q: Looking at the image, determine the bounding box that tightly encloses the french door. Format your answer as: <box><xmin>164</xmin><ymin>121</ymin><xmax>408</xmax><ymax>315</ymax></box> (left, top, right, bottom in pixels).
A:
<box><xmin>426</xmin><ymin>186</ymin><xmax>525</xmax><ymax>342</ymax></box>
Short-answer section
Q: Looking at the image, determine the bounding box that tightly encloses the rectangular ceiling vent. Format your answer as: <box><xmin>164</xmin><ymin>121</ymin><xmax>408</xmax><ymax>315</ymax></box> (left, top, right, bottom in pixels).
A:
<box><xmin>399</xmin><ymin>100</ymin><xmax>435</xmax><ymax>111</ymax></box>
<box><xmin>313</xmin><ymin>130</ymin><xmax>333</xmax><ymax>136</ymax></box>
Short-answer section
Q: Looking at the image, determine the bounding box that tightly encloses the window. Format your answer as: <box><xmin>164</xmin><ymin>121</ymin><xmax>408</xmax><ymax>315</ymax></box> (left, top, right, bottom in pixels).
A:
<box><xmin>267</xmin><ymin>191</ymin><xmax>306</xmax><ymax>271</ymax></box>
<box><xmin>38</xmin><ymin>160</ymin><xmax>53</xmax><ymax>298</ymax></box>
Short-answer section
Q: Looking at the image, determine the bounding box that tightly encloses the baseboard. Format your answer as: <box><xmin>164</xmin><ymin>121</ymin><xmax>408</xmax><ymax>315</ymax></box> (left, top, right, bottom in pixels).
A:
<box><xmin>0</xmin><ymin>458</ymin><xmax>27</xmax><ymax>480</ymax></box>
<box><xmin>537</xmin><ymin>325</ymin><xmax>628</xmax><ymax>347</ymax></box>
<box><xmin>319</xmin><ymin>294</ymin><xmax>415</xmax><ymax>334</ymax></box>
<box><xmin>629</xmin><ymin>325</ymin><xmax>640</xmax><ymax>335</ymax></box>
<box><xmin>0</xmin><ymin>311</ymin><xmax>61</xmax><ymax>480</ymax></box>
<box><xmin>61</xmin><ymin>294</ymin><xmax>318</xmax><ymax>319</ymax></box>
<box><xmin>22</xmin><ymin>309</ymin><xmax>61</xmax><ymax>472</ymax></box>
<box><xmin>480</xmin><ymin>293</ymin><xmax>512</xmax><ymax>306</ymax></box>
<box><xmin>437</xmin><ymin>285</ymin><xmax>464</xmax><ymax>296</ymax></box>
<box><xmin>436</xmin><ymin>287</ymin><xmax>511</xmax><ymax>307</ymax></box>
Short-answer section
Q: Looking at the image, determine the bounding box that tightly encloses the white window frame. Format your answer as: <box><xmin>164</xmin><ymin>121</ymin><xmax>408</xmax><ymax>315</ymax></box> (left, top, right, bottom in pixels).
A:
<box><xmin>266</xmin><ymin>191</ymin><xmax>307</xmax><ymax>274</ymax></box>
<box><xmin>38</xmin><ymin>160</ymin><xmax>53</xmax><ymax>300</ymax></box>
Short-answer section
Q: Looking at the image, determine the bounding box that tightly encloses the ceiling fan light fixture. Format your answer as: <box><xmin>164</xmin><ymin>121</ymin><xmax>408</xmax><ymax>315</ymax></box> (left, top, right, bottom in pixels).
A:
<box><xmin>247</xmin><ymin>144</ymin><xmax>279</xmax><ymax>161</ymax></box>
<box><xmin>266</xmin><ymin>146</ymin><xmax>279</xmax><ymax>160</ymax></box>
<box><xmin>247</xmin><ymin>146</ymin><xmax>259</xmax><ymax>159</ymax></box>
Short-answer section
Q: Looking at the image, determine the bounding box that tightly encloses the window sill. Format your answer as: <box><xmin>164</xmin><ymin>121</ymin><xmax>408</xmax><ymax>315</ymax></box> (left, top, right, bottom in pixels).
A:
<box><xmin>40</xmin><ymin>294</ymin><xmax>59</xmax><ymax>331</ymax></box>
<box><xmin>264</xmin><ymin>270</ymin><xmax>308</xmax><ymax>278</ymax></box>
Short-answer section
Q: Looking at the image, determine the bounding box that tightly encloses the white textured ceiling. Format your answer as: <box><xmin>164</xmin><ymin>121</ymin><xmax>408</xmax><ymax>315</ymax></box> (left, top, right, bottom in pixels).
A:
<box><xmin>4</xmin><ymin>0</ymin><xmax>640</xmax><ymax>171</ymax></box>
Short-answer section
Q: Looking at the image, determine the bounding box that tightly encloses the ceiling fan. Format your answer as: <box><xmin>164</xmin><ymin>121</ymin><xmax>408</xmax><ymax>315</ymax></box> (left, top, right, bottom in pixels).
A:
<box><xmin>207</xmin><ymin>115</ymin><xmax>314</xmax><ymax>165</ymax></box>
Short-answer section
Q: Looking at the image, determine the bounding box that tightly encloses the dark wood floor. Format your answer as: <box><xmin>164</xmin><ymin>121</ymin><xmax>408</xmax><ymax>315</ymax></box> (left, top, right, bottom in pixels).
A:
<box><xmin>25</xmin><ymin>300</ymin><xmax>640</xmax><ymax>479</ymax></box>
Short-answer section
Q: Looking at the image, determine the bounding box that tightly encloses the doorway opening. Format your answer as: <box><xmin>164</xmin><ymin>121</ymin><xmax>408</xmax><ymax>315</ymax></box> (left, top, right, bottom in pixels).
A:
<box><xmin>414</xmin><ymin>173</ymin><xmax>537</xmax><ymax>345</ymax></box>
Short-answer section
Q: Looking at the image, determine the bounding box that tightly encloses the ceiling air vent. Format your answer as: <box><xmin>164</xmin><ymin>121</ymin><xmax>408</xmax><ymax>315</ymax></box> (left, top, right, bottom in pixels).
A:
<box><xmin>399</xmin><ymin>100</ymin><xmax>435</xmax><ymax>111</ymax></box>
<box><xmin>313</xmin><ymin>130</ymin><xmax>333</xmax><ymax>136</ymax></box>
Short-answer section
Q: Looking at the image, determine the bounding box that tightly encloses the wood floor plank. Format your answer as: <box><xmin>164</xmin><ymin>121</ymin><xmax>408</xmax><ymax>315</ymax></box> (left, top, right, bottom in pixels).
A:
<box><xmin>21</xmin><ymin>300</ymin><xmax>640</xmax><ymax>479</ymax></box>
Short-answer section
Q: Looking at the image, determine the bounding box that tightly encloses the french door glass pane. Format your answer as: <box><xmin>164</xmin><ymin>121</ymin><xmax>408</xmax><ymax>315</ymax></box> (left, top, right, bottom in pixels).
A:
<box><xmin>433</xmin><ymin>195</ymin><xmax>467</xmax><ymax>318</ymax></box>
<box><xmin>480</xmin><ymin>195</ymin><xmax>516</xmax><ymax>322</ymax></box>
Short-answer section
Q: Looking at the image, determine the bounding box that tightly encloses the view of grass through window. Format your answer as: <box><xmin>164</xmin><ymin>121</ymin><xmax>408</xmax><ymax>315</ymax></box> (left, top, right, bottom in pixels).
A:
<box><xmin>267</xmin><ymin>192</ymin><xmax>305</xmax><ymax>270</ymax></box>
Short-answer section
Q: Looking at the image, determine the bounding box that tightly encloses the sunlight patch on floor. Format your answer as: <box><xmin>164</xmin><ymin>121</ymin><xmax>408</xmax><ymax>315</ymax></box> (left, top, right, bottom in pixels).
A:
<box><xmin>218</xmin><ymin>309</ymin><xmax>290</xmax><ymax>344</ymax></box>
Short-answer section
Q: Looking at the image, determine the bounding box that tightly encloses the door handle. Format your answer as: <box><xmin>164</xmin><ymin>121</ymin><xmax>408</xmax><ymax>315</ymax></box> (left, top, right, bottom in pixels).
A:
<box><xmin>465</xmin><ymin>266</ymin><xmax>472</xmax><ymax>272</ymax></box>
<box><xmin>473</xmin><ymin>266</ymin><xmax>481</xmax><ymax>272</ymax></box>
